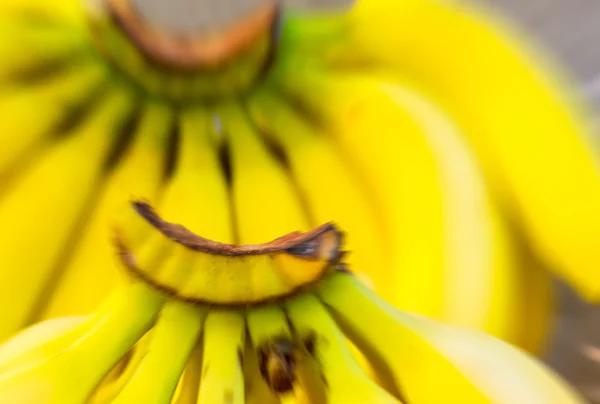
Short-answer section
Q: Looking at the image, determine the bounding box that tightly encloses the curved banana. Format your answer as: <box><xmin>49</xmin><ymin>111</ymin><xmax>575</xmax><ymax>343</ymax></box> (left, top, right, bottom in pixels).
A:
<box><xmin>88</xmin><ymin>334</ymin><xmax>151</xmax><ymax>404</ymax></box>
<box><xmin>514</xmin><ymin>245</ymin><xmax>556</xmax><ymax>356</ymax></box>
<box><xmin>40</xmin><ymin>100</ymin><xmax>173</xmax><ymax>319</ymax></box>
<box><xmin>0</xmin><ymin>85</ymin><xmax>136</xmax><ymax>340</ymax></box>
<box><xmin>318</xmin><ymin>271</ymin><xmax>585</xmax><ymax>403</ymax></box>
<box><xmin>197</xmin><ymin>310</ymin><xmax>246</xmax><ymax>404</ymax></box>
<box><xmin>173</xmin><ymin>340</ymin><xmax>203</xmax><ymax>404</ymax></box>
<box><xmin>0</xmin><ymin>316</ymin><xmax>86</xmax><ymax>373</ymax></box>
<box><xmin>112</xmin><ymin>301</ymin><xmax>206</xmax><ymax>403</ymax></box>
<box><xmin>245</xmin><ymin>89</ymin><xmax>388</xmax><ymax>293</ymax></box>
<box><xmin>281</xmin><ymin>0</ymin><xmax>600</xmax><ymax>300</ymax></box>
<box><xmin>0</xmin><ymin>59</ymin><xmax>107</xmax><ymax>179</ymax></box>
<box><xmin>286</xmin><ymin>293</ymin><xmax>401</xmax><ymax>404</ymax></box>
<box><xmin>0</xmin><ymin>18</ymin><xmax>89</xmax><ymax>82</ymax></box>
<box><xmin>272</xmin><ymin>69</ymin><xmax>518</xmax><ymax>340</ymax></box>
<box><xmin>219</xmin><ymin>101</ymin><xmax>310</xmax><ymax>242</ymax></box>
<box><xmin>0</xmin><ymin>281</ymin><xmax>163</xmax><ymax>404</ymax></box>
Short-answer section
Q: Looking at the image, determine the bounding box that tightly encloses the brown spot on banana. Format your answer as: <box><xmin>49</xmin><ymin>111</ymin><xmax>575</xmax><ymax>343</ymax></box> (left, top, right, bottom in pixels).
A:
<box><xmin>115</xmin><ymin>201</ymin><xmax>346</xmax><ymax>306</ymax></box>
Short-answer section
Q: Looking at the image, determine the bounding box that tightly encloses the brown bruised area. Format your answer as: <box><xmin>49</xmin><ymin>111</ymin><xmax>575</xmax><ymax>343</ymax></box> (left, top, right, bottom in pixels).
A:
<box><xmin>131</xmin><ymin>200</ymin><xmax>343</xmax><ymax>259</ymax></box>
<box><xmin>106</xmin><ymin>0</ymin><xmax>279</xmax><ymax>70</ymax></box>
<box><xmin>112</xmin><ymin>201</ymin><xmax>347</xmax><ymax>306</ymax></box>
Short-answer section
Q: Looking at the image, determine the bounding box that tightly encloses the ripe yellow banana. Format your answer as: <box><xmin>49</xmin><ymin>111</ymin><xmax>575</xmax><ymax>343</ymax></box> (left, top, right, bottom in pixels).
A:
<box><xmin>89</xmin><ymin>334</ymin><xmax>151</xmax><ymax>404</ymax></box>
<box><xmin>514</xmin><ymin>245</ymin><xmax>556</xmax><ymax>356</ymax></box>
<box><xmin>0</xmin><ymin>316</ymin><xmax>86</xmax><ymax>373</ymax></box>
<box><xmin>218</xmin><ymin>101</ymin><xmax>310</xmax><ymax>243</ymax></box>
<box><xmin>39</xmin><ymin>100</ymin><xmax>173</xmax><ymax>319</ymax></box>
<box><xmin>283</xmin><ymin>0</ymin><xmax>600</xmax><ymax>300</ymax></box>
<box><xmin>318</xmin><ymin>271</ymin><xmax>585</xmax><ymax>403</ymax></box>
<box><xmin>112</xmin><ymin>301</ymin><xmax>206</xmax><ymax>403</ymax></box>
<box><xmin>173</xmin><ymin>341</ymin><xmax>203</xmax><ymax>404</ymax></box>
<box><xmin>0</xmin><ymin>19</ymin><xmax>89</xmax><ymax>82</ymax></box>
<box><xmin>245</xmin><ymin>89</ymin><xmax>388</xmax><ymax>295</ymax></box>
<box><xmin>286</xmin><ymin>293</ymin><xmax>401</xmax><ymax>404</ymax></box>
<box><xmin>0</xmin><ymin>59</ymin><xmax>107</xmax><ymax>178</ymax></box>
<box><xmin>272</xmin><ymin>69</ymin><xmax>519</xmax><ymax>341</ymax></box>
<box><xmin>0</xmin><ymin>0</ymin><xmax>85</xmax><ymax>27</ymax></box>
<box><xmin>0</xmin><ymin>85</ymin><xmax>135</xmax><ymax>340</ymax></box>
<box><xmin>0</xmin><ymin>281</ymin><xmax>163</xmax><ymax>404</ymax></box>
<box><xmin>197</xmin><ymin>310</ymin><xmax>246</xmax><ymax>404</ymax></box>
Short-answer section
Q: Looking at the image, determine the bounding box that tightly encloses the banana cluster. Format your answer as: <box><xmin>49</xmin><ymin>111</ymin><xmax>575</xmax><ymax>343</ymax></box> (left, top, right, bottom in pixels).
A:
<box><xmin>0</xmin><ymin>250</ymin><xmax>586</xmax><ymax>403</ymax></box>
<box><xmin>0</xmin><ymin>0</ymin><xmax>598</xmax><ymax>401</ymax></box>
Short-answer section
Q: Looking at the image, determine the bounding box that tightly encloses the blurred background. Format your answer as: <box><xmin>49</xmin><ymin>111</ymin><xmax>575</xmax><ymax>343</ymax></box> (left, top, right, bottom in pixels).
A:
<box><xmin>289</xmin><ymin>0</ymin><xmax>600</xmax><ymax>401</ymax></box>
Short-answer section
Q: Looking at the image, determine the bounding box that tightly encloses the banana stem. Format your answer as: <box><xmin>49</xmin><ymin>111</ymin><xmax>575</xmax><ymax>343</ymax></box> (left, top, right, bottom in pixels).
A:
<box><xmin>101</xmin><ymin>0</ymin><xmax>279</xmax><ymax>69</ymax></box>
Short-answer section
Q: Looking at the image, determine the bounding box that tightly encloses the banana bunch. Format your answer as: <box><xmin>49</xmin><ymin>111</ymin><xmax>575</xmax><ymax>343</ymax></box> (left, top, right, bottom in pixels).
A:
<box><xmin>0</xmin><ymin>196</ymin><xmax>586</xmax><ymax>403</ymax></box>
<box><xmin>0</xmin><ymin>0</ymin><xmax>598</xmax><ymax>396</ymax></box>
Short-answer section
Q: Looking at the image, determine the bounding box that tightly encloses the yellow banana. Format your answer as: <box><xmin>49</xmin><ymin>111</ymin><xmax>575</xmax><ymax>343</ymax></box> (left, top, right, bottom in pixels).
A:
<box><xmin>286</xmin><ymin>293</ymin><xmax>401</xmax><ymax>404</ymax></box>
<box><xmin>273</xmin><ymin>69</ymin><xmax>518</xmax><ymax>340</ymax></box>
<box><xmin>283</xmin><ymin>0</ymin><xmax>600</xmax><ymax>300</ymax></box>
<box><xmin>246</xmin><ymin>89</ymin><xmax>387</xmax><ymax>292</ymax></box>
<box><xmin>40</xmin><ymin>100</ymin><xmax>173</xmax><ymax>319</ymax></box>
<box><xmin>219</xmin><ymin>101</ymin><xmax>310</xmax><ymax>242</ymax></box>
<box><xmin>0</xmin><ymin>19</ymin><xmax>88</xmax><ymax>82</ymax></box>
<box><xmin>0</xmin><ymin>59</ymin><xmax>107</xmax><ymax>178</ymax></box>
<box><xmin>89</xmin><ymin>334</ymin><xmax>151</xmax><ymax>404</ymax></box>
<box><xmin>0</xmin><ymin>85</ymin><xmax>136</xmax><ymax>340</ymax></box>
<box><xmin>514</xmin><ymin>246</ymin><xmax>556</xmax><ymax>356</ymax></box>
<box><xmin>173</xmin><ymin>341</ymin><xmax>203</xmax><ymax>404</ymax></box>
<box><xmin>0</xmin><ymin>281</ymin><xmax>163</xmax><ymax>404</ymax></box>
<box><xmin>0</xmin><ymin>0</ymin><xmax>85</xmax><ymax>27</ymax></box>
<box><xmin>197</xmin><ymin>310</ymin><xmax>246</xmax><ymax>404</ymax></box>
<box><xmin>112</xmin><ymin>301</ymin><xmax>206</xmax><ymax>403</ymax></box>
<box><xmin>0</xmin><ymin>316</ymin><xmax>86</xmax><ymax>373</ymax></box>
<box><xmin>318</xmin><ymin>271</ymin><xmax>585</xmax><ymax>403</ymax></box>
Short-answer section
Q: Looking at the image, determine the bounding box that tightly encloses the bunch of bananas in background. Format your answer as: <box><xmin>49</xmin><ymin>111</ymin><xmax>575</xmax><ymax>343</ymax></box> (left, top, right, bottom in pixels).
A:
<box><xmin>0</xmin><ymin>0</ymin><xmax>598</xmax><ymax>402</ymax></box>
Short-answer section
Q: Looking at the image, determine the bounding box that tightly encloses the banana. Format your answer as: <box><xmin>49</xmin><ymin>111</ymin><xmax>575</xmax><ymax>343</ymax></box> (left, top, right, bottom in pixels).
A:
<box><xmin>0</xmin><ymin>19</ymin><xmax>88</xmax><ymax>83</ymax></box>
<box><xmin>112</xmin><ymin>301</ymin><xmax>206</xmax><ymax>404</ymax></box>
<box><xmin>0</xmin><ymin>85</ymin><xmax>136</xmax><ymax>340</ymax></box>
<box><xmin>0</xmin><ymin>281</ymin><xmax>163</xmax><ymax>404</ymax></box>
<box><xmin>89</xmin><ymin>334</ymin><xmax>151</xmax><ymax>404</ymax></box>
<box><xmin>0</xmin><ymin>316</ymin><xmax>87</xmax><ymax>373</ymax></box>
<box><xmin>116</xmin><ymin>106</ymin><xmax>235</xmax><ymax>304</ymax></box>
<box><xmin>197</xmin><ymin>310</ymin><xmax>246</xmax><ymax>404</ymax></box>
<box><xmin>173</xmin><ymin>340</ymin><xmax>203</xmax><ymax>404</ymax></box>
<box><xmin>0</xmin><ymin>0</ymin><xmax>86</xmax><ymax>27</ymax></box>
<box><xmin>282</xmin><ymin>0</ymin><xmax>600</xmax><ymax>300</ymax></box>
<box><xmin>219</xmin><ymin>101</ymin><xmax>310</xmax><ymax>243</ymax></box>
<box><xmin>39</xmin><ymin>100</ymin><xmax>173</xmax><ymax>319</ymax></box>
<box><xmin>0</xmin><ymin>59</ymin><xmax>107</xmax><ymax>179</ymax></box>
<box><xmin>514</xmin><ymin>245</ymin><xmax>556</xmax><ymax>356</ymax></box>
<box><xmin>272</xmin><ymin>69</ymin><xmax>518</xmax><ymax>341</ymax></box>
<box><xmin>286</xmin><ymin>293</ymin><xmax>401</xmax><ymax>404</ymax></box>
<box><xmin>245</xmin><ymin>88</ymin><xmax>388</xmax><ymax>295</ymax></box>
<box><xmin>246</xmin><ymin>305</ymin><xmax>289</xmax><ymax>403</ymax></box>
<box><xmin>318</xmin><ymin>271</ymin><xmax>585</xmax><ymax>403</ymax></box>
